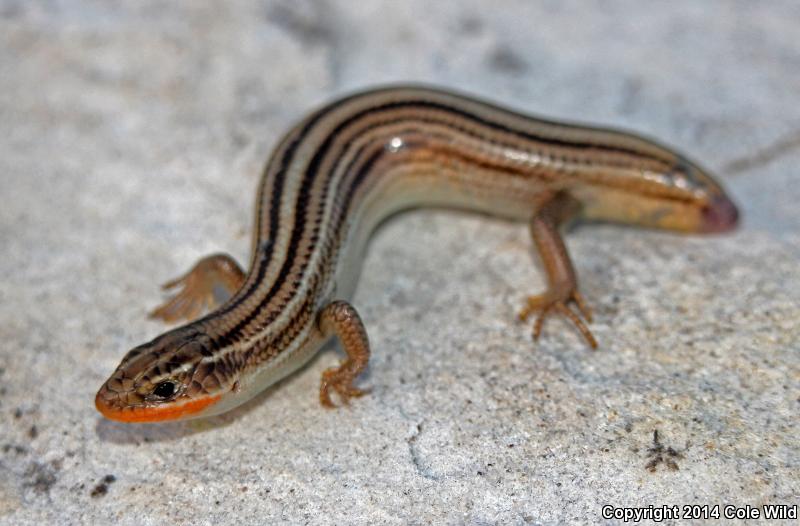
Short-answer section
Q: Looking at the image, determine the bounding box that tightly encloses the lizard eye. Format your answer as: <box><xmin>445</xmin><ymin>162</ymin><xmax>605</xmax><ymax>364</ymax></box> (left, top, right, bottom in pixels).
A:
<box><xmin>152</xmin><ymin>381</ymin><xmax>178</xmax><ymax>400</ymax></box>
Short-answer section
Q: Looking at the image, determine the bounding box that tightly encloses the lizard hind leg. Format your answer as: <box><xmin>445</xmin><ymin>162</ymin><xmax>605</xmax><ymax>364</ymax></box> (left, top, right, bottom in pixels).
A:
<box><xmin>149</xmin><ymin>253</ymin><xmax>246</xmax><ymax>323</ymax></box>
<box><xmin>519</xmin><ymin>192</ymin><xmax>598</xmax><ymax>349</ymax></box>
<box><xmin>317</xmin><ymin>300</ymin><xmax>372</xmax><ymax>408</ymax></box>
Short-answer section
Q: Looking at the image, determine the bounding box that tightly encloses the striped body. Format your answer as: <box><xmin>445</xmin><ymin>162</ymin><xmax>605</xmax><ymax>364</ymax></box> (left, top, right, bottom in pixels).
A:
<box><xmin>95</xmin><ymin>86</ymin><xmax>738</xmax><ymax>422</ymax></box>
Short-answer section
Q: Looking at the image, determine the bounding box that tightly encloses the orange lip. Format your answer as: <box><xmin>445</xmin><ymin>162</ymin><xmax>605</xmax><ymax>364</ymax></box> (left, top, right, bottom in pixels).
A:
<box><xmin>95</xmin><ymin>392</ymin><xmax>221</xmax><ymax>423</ymax></box>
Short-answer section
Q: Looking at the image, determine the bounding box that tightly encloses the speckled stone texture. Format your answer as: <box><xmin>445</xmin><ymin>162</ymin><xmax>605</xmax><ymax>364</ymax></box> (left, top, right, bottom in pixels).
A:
<box><xmin>1</xmin><ymin>1</ymin><xmax>798</xmax><ymax>525</ymax></box>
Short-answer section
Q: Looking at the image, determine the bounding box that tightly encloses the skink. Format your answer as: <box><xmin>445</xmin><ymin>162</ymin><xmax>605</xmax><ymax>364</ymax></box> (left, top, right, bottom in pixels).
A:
<box><xmin>95</xmin><ymin>86</ymin><xmax>738</xmax><ymax>423</ymax></box>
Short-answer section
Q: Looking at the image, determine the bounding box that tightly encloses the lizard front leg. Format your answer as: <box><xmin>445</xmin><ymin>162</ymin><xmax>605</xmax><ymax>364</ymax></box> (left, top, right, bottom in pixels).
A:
<box><xmin>150</xmin><ymin>253</ymin><xmax>246</xmax><ymax>323</ymax></box>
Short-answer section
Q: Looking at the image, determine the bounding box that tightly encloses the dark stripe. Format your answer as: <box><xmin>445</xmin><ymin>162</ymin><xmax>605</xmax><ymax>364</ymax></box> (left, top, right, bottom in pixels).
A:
<box><xmin>212</xmin><ymin>95</ymin><xmax>670</xmax><ymax>345</ymax></box>
<box><xmin>243</xmin><ymin>281</ymin><xmax>316</xmax><ymax>364</ymax></box>
<box><xmin>202</xmin><ymin>102</ymin><xmax>344</xmax><ymax>336</ymax></box>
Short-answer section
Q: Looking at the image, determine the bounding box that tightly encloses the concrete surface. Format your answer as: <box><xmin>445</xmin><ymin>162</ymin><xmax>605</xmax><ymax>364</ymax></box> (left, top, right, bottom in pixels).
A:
<box><xmin>1</xmin><ymin>1</ymin><xmax>798</xmax><ymax>524</ymax></box>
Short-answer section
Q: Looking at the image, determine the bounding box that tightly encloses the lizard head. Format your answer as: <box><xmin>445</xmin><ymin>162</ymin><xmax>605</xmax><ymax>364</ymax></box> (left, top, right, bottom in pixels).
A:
<box><xmin>95</xmin><ymin>326</ymin><xmax>232</xmax><ymax>423</ymax></box>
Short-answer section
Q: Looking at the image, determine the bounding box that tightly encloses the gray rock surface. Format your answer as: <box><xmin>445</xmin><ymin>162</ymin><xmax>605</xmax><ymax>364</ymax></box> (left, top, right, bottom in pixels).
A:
<box><xmin>1</xmin><ymin>1</ymin><xmax>798</xmax><ymax>524</ymax></box>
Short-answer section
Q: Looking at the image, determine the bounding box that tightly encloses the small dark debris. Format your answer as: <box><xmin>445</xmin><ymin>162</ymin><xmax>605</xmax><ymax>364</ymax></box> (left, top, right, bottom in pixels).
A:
<box><xmin>267</xmin><ymin>0</ymin><xmax>335</xmax><ymax>48</ymax></box>
<box><xmin>90</xmin><ymin>485</ymin><xmax>108</xmax><ymax>498</ymax></box>
<box><xmin>458</xmin><ymin>16</ymin><xmax>483</xmax><ymax>35</ymax></box>
<box><xmin>24</xmin><ymin>462</ymin><xmax>58</xmax><ymax>494</ymax></box>
<box><xmin>28</xmin><ymin>425</ymin><xmax>37</xmax><ymax>439</ymax></box>
<box><xmin>0</xmin><ymin>1</ymin><xmax>22</xmax><ymax>19</ymax></box>
<box><xmin>645</xmin><ymin>430</ymin><xmax>683</xmax><ymax>472</ymax></box>
<box><xmin>90</xmin><ymin>474</ymin><xmax>116</xmax><ymax>498</ymax></box>
<box><xmin>13</xmin><ymin>408</ymin><xmax>22</xmax><ymax>419</ymax></box>
<box><xmin>487</xmin><ymin>46</ymin><xmax>528</xmax><ymax>74</ymax></box>
<box><xmin>2</xmin><ymin>443</ymin><xmax>27</xmax><ymax>455</ymax></box>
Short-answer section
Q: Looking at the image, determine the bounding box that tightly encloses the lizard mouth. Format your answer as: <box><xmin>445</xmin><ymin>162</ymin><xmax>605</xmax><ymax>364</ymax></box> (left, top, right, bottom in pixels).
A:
<box><xmin>95</xmin><ymin>387</ymin><xmax>220</xmax><ymax>423</ymax></box>
<box><xmin>700</xmin><ymin>194</ymin><xmax>739</xmax><ymax>233</ymax></box>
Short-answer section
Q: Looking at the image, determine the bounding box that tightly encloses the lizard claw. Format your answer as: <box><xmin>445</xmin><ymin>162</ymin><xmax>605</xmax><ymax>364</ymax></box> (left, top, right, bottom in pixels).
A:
<box><xmin>519</xmin><ymin>289</ymin><xmax>597</xmax><ymax>349</ymax></box>
<box><xmin>319</xmin><ymin>366</ymin><xmax>371</xmax><ymax>408</ymax></box>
